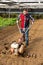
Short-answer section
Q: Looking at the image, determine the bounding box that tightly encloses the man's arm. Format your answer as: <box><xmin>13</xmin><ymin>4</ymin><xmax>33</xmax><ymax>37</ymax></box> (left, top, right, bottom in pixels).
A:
<box><xmin>29</xmin><ymin>15</ymin><xmax>34</xmax><ymax>24</ymax></box>
<box><xmin>16</xmin><ymin>15</ymin><xmax>21</xmax><ymax>23</ymax></box>
<box><xmin>25</xmin><ymin>15</ymin><xmax>34</xmax><ymax>33</ymax></box>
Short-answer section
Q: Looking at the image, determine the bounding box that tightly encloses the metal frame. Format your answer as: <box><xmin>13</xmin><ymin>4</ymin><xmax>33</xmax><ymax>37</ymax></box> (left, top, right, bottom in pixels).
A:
<box><xmin>0</xmin><ymin>1</ymin><xmax>43</xmax><ymax>15</ymax></box>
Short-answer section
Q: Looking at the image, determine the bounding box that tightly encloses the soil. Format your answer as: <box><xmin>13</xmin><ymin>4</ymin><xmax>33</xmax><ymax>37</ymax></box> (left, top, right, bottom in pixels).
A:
<box><xmin>0</xmin><ymin>19</ymin><xmax>43</xmax><ymax>65</ymax></box>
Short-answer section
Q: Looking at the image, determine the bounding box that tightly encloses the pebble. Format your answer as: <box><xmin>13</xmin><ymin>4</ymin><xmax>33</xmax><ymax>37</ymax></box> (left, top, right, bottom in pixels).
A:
<box><xmin>27</xmin><ymin>53</ymin><xmax>37</xmax><ymax>58</ymax></box>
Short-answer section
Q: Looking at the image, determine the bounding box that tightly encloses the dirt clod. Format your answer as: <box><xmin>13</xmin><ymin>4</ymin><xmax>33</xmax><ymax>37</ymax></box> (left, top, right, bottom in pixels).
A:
<box><xmin>5</xmin><ymin>46</ymin><xmax>9</xmax><ymax>50</ymax></box>
<box><xmin>32</xmin><ymin>53</ymin><xmax>37</xmax><ymax>58</ymax></box>
<box><xmin>2</xmin><ymin>49</ymin><xmax>6</xmax><ymax>54</ymax></box>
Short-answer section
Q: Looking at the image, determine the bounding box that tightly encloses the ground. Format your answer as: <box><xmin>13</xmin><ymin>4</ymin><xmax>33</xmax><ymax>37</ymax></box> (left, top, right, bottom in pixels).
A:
<box><xmin>0</xmin><ymin>19</ymin><xmax>43</xmax><ymax>65</ymax></box>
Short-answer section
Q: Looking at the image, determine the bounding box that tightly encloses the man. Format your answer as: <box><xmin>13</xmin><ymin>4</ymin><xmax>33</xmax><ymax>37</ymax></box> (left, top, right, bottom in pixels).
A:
<box><xmin>17</xmin><ymin>9</ymin><xmax>34</xmax><ymax>46</ymax></box>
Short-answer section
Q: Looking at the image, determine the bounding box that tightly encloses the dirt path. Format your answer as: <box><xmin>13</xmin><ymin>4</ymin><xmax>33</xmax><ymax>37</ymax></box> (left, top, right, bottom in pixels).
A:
<box><xmin>0</xmin><ymin>19</ymin><xmax>43</xmax><ymax>65</ymax></box>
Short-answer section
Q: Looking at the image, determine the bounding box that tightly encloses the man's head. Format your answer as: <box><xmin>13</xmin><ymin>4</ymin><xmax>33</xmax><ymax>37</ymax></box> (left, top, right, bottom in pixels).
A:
<box><xmin>23</xmin><ymin>9</ymin><xmax>28</xmax><ymax>15</ymax></box>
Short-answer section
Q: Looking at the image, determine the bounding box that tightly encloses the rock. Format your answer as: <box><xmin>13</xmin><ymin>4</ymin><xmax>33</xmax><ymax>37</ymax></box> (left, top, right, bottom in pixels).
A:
<box><xmin>27</xmin><ymin>53</ymin><xmax>31</xmax><ymax>58</ymax></box>
<box><xmin>27</xmin><ymin>53</ymin><xmax>37</xmax><ymax>58</ymax></box>
<box><xmin>2</xmin><ymin>49</ymin><xmax>6</xmax><ymax>54</ymax></box>
<box><xmin>32</xmin><ymin>53</ymin><xmax>37</xmax><ymax>58</ymax></box>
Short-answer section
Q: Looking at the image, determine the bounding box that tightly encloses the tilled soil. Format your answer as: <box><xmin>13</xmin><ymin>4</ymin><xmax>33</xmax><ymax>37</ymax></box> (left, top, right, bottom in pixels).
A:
<box><xmin>0</xmin><ymin>19</ymin><xmax>43</xmax><ymax>65</ymax></box>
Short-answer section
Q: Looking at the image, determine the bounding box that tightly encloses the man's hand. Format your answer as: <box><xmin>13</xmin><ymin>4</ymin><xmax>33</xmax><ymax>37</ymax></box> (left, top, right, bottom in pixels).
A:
<box><xmin>32</xmin><ymin>22</ymin><xmax>34</xmax><ymax>25</ymax></box>
<box><xmin>23</xmin><ymin>28</ymin><xmax>25</xmax><ymax>32</ymax></box>
<box><xmin>30</xmin><ymin>20</ymin><xmax>34</xmax><ymax>25</ymax></box>
<box><xmin>16</xmin><ymin>20</ymin><xmax>19</xmax><ymax>23</ymax></box>
<box><xmin>16</xmin><ymin>19</ymin><xmax>21</xmax><ymax>24</ymax></box>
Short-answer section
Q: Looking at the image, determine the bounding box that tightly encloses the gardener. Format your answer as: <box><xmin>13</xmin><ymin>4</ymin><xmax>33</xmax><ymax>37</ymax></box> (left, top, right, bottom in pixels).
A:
<box><xmin>17</xmin><ymin>9</ymin><xmax>34</xmax><ymax>47</ymax></box>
